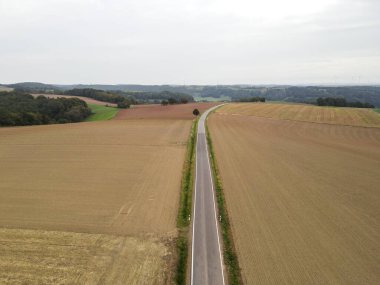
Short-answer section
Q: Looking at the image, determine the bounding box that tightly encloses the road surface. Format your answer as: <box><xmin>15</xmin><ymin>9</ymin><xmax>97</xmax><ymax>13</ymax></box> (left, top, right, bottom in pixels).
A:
<box><xmin>191</xmin><ymin>105</ymin><xmax>225</xmax><ymax>285</ymax></box>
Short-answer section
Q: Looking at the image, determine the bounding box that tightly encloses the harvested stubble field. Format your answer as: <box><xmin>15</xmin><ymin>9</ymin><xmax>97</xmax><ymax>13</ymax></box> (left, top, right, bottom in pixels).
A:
<box><xmin>219</xmin><ymin>102</ymin><xmax>380</xmax><ymax>127</ymax></box>
<box><xmin>115</xmin><ymin>102</ymin><xmax>218</xmax><ymax>120</ymax></box>
<box><xmin>0</xmin><ymin>119</ymin><xmax>191</xmax><ymax>284</ymax></box>
<box><xmin>208</xmin><ymin>103</ymin><xmax>380</xmax><ymax>284</ymax></box>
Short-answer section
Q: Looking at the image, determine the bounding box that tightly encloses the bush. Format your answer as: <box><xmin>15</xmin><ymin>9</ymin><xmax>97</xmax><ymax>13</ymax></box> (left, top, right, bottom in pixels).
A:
<box><xmin>117</xmin><ymin>101</ymin><xmax>130</xmax><ymax>109</ymax></box>
<box><xmin>193</xmin><ymin>108</ymin><xmax>200</xmax><ymax>116</ymax></box>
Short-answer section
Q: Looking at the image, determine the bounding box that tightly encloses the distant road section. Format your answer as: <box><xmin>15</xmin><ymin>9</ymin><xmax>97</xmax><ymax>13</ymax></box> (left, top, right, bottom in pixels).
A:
<box><xmin>192</xmin><ymin>105</ymin><xmax>225</xmax><ymax>285</ymax></box>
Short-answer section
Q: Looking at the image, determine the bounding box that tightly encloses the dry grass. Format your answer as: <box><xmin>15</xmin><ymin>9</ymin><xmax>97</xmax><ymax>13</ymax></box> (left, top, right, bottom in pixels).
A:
<box><xmin>115</xmin><ymin>102</ymin><xmax>218</xmax><ymax>120</ymax></box>
<box><xmin>0</xmin><ymin>228</ymin><xmax>168</xmax><ymax>285</ymax></box>
<box><xmin>32</xmin><ymin>94</ymin><xmax>117</xmax><ymax>107</ymax></box>
<box><xmin>208</xmin><ymin>104</ymin><xmax>380</xmax><ymax>285</ymax></box>
<box><xmin>217</xmin><ymin>103</ymin><xmax>380</xmax><ymax>127</ymax></box>
<box><xmin>0</xmin><ymin>119</ymin><xmax>191</xmax><ymax>283</ymax></box>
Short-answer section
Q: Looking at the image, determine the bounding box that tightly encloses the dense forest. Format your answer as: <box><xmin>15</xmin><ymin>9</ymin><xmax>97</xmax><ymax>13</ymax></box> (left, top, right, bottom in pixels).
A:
<box><xmin>0</xmin><ymin>92</ymin><xmax>92</xmax><ymax>126</ymax></box>
<box><xmin>316</xmin><ymin>97</ymin><xmax>375</xmax><ymax>108</ymax></box>
<box><xmin>64</xmin><ymin>88</ymin><xmax>193</xmax><ymax>105</ymax></box>
<box><xmin>124</xmin><ymin>91</ymin><xmax>194</xmax><ymax>104</ymax></box>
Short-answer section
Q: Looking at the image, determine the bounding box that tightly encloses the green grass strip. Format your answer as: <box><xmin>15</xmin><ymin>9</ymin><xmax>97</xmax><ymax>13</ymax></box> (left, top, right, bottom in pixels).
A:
<box><xmin>85</xmin><ymin>104</ymin><xmax>119</xmax><ymax>122</ymax></box>
<box><xmin>177</xmin><ymin>119</ymin><xmax>198</xmax><ymax>228</ymax></box>
<box><xmin>206</xmin><ymin>123</ymin><xmax>243</xmax><ymax>285</ymax></box>
<box><xmin>374</xmin><ymin>108</ymin><xmax>380</xmax><ymax>114</ymax></box>
<box><xmin>175</xmin><ymin>118</ymin><xmax>198</xmax><ymax>285</ymax></box>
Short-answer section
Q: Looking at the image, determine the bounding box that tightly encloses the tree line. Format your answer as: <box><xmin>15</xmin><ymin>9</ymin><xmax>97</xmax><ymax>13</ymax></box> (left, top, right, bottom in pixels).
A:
<box><xmin>64</xmin><ymin>88</ymin><xmax>135</xmax><ymax>108</ymax></box>
<box><xmin>235</xmin><ymin>96</ymin><xmax>266</xmax><ymax>102</ymax></box>
<box><xmin>0</xmin><ymin>92</ymin><xmax>92</xmax><ymax>126</ymax></box>
<box><xmin>55</xmin><ymin>88</ymin><xmax>194</xmax><ymax>106</ymax></box>
<box><xmin>124</xmin><ymin>91</ymin><xmax>194</xmax><ymax>104</ymax></box>
<box><xmin>316</xmin><ymin>97</ymin><xmax>375</xmax><ymax>108</ymax></box>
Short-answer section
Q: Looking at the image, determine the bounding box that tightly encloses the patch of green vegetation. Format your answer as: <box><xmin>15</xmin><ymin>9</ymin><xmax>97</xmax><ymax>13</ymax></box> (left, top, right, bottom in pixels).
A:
<box><xmin>194</xmin><ymin>96</ymin><xmax>231</xmax><ymax>102</ymax></box>
<box><xmin>85</xmin><ymin>104</ymin><xmax>119</xmax><ymax>122</ymax></box>
<box><xmin>206</xmin><ymin>123</ymin><xmax>242</xmax><ymax>285</ymax></box>
<box><xmin>175</xmin><ymin>119</ymin><xmax>198</xmax><ymax>285</ymax></box>
<box><xmin>177</xmin><ymin>119</ymin><xmax>197</xmax><ymax>227</ymax></box>
<box><xmin>374</xmin><ymin>108</ymin><xmax>380</xmax><ymax>114</ymax></box>
<box><xmin>175</xmin><ymin>236</ymin><xmax>188</xmax><ymax>285</ymax></box>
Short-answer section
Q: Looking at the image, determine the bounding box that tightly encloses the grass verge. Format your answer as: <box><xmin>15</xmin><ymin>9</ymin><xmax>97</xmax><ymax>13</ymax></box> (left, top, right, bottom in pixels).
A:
<box><xmin>374</xmin><ymin>108</ymin><xmax>380</xmax><ymax>114</ymax></box>
<box><xmin>206</xmin><ymin>123</ymin><xmax>242</xmax><ymax>285</ymax></box>
<box><xmin>175</xmin><ymin>118</ymin><xmax>198</xmax><ymax>285</ymax></box>
<box><xmin>85</xmin><ymin>104</ymin><xmax>119</xmax><ymax>122</ymax></box>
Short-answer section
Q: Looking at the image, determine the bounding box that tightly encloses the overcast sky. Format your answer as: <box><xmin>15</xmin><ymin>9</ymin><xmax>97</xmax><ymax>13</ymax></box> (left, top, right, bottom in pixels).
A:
<box><xmin>0</xmin><ymin>0</ymin><xmax>379</xmax><ymax>85</ymax></box>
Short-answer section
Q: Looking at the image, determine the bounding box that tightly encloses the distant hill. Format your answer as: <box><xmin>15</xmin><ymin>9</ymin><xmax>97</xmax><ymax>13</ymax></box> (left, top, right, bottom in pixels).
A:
<box><xmin>4</xmin><ymin>82</ymin><xmax>380</xmax><ymax>107</ymax></box>
<box><xmin>5</xmin><ymin>82</ymin><xmax>61</xmax><ymax>93</ymax></box>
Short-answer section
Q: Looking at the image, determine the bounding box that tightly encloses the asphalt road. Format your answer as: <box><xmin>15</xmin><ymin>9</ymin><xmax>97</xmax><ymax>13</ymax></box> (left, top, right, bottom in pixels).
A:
<box><xmin>191</xmin><ymin>105</ymin><xmax>225</xmax><ymax>285</ymax></box>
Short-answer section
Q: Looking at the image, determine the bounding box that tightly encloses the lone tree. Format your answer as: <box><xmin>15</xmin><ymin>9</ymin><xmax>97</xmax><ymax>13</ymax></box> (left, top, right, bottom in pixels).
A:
<box><xmin>161</xmin><ymin>100</ymin><xmax>169</xmax><ymax>106</ymax></box>
<box><xmin>117</xmin><ymin>101</ymin><xmax>130</xmax><ymax>109</ymax></box>
<box><xmin>193</xmin><ymin>108</ymin><xmax>200</xmax><ymax>116</ymax></box>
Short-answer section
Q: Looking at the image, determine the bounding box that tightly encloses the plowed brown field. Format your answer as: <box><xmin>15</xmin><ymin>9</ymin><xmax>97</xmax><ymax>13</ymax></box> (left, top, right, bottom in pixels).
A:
<box><xmin>218</xmin><ymin>103</ymin><xmax>380</xmax><ymax>127</ymax></box>
<box><xmin>0</xmin><ymin>119</ymin><xmax>191</xmax><ymax>284</ymax></box>
<box><xmin>115</xmin><ymin>102</ymin><xmax>218</xmax><ymax>120</ymax></box>
<box><xmin>208</xmin><ymin>104</ymin><xmax>380</xmax><ymax>285</ymax></box>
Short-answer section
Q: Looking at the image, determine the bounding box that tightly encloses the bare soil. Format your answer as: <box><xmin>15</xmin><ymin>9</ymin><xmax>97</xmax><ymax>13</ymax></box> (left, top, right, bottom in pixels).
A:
<box><xmin>208</xmin><ymin>104</ymin><xmax>380</xmax><ymax>284</ymax></box>
<box><xmin>218</xmin><ymin>103</ymin><xmax>380</xmax><ymax>127</ymax></box>
<box><xmin>115</xmin><ymin>102</ymin><xmax>219</xmax><ymax>120</ymax></box>
<box><xmin>0</xmin><ymin>119</ymin><xmax>191</xmax><ymax>284</ymax></box>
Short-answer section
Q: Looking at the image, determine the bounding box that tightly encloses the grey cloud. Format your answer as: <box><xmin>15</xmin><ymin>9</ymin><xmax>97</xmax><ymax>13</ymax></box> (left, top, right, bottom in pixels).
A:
<box><xmin>0</xmin><ymin>0</ymin><xmax>379</xmax><ymax>84</ymax></box>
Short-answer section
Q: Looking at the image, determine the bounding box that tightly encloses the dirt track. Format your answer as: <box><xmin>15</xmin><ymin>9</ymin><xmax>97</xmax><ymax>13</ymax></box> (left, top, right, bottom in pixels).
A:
<box><xmin>208</xmin><ymin>106</ymin><xmax>380</xmax><ymax>284</ymax></box>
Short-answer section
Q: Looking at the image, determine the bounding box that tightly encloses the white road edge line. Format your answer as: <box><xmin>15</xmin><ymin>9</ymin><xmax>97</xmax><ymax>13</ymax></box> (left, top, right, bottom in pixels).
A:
<box><xmin>190</xmin><ymin>133</ymin><xmax>199</xmax><ymax>285</ymax></box>
<box><xmin>205</xmin><ymin>120</ymin><xmax>226</xmax><ymax>285</ymax></box>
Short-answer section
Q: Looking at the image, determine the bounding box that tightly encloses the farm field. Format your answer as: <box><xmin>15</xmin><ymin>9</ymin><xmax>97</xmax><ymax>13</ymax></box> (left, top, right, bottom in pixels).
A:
<box><xmin>85</xmin><ymin>103</ymin><xmax>119</xmax><ymax>121</ymax></box>
<box><xmin>0</xmin><ymin>86</ymin><xmax>13</xmax><ymax>92</ymax></box>
<box><xmin>208</xmin><ymin>104</ymin><xmax>380</xmax><ymax>284</ymax></box>
<box><xmin>0</xmin><ymin>228</ymin><xmax>167</xmax><ymax>284</ymax></box>
<box><xmin>115</xmin><ymin>102</ymin><xmax>218</xmax><ymax>120</ymax></box>
<box><xmin>0</xmin><ymin>119</ymin><xmax>191</xmax><ymax>284</ymax></box>
<box><xmin>218</xmin><ymin>102</ymin><xmax>380</xmax><ymax>127</ymax></box>
<box><xmin>32</xmin><ymin>94</ymin><xmax>117</xmax><ymax>107</ymax></box>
